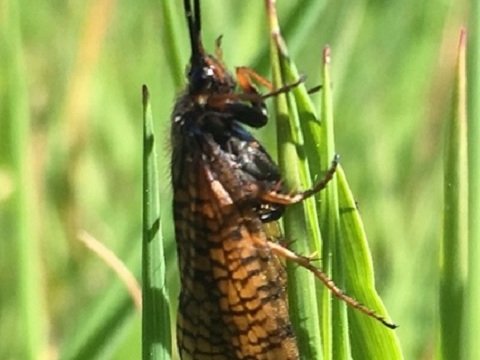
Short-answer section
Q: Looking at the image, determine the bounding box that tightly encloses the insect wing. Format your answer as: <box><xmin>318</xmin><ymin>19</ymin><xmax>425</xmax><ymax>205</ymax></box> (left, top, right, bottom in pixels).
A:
<box><xmin>173</xmin><ymin>128</ymin><xmax>299</xmax><ymax>360</ymax></box>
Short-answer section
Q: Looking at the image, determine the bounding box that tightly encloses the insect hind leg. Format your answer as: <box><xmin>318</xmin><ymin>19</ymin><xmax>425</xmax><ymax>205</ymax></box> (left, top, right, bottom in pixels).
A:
<box><xmin>268</xmin><ymin>241</ymin><xmax>398</xmax><ymax>329</ymax></box>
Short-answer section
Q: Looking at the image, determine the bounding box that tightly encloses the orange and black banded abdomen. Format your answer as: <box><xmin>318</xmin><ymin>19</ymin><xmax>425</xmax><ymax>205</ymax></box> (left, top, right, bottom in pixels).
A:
<box><xmin>171</xmin><ymin>117</ymin><xmax>299</xmax><ymax>359</ymax></box>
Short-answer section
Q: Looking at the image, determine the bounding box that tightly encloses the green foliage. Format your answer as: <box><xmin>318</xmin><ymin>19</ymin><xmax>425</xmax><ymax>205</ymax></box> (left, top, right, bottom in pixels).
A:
<box><xmin>0</xmin><ymin>0</ymin><xmax>470</xmax><ymax>359</ymax></box>
<box><xmin>142</xmin><ymin>86</ymin><xmax>171</xmax><ymax>360</ymax></box>
<box><xmin>267</xmin><ymin>8</ymin><xmax>402</xmax><ymax>357</ymax></box>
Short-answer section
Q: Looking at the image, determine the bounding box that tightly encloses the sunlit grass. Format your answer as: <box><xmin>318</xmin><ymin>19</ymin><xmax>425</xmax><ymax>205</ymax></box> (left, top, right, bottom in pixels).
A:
<box><xmin>0</xmin><ymin>0</ymin><xmax>469</xmax><ymax>359</ymax></box>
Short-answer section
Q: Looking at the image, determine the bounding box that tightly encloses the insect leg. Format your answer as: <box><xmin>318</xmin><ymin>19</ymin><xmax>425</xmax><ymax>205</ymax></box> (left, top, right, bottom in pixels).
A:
<box><xmin>268</xmin><ymin>241</ymin><xmax>398</xmax><ymax>329</ymax></box>
<box><xmin>236</xmin><ymin>66</ymin><xmax>306</xmax><ymax>100</ymax></box>
<box><xmin>236</xmin><ymin>66</ymin><xmax>274</xmax><ymax>92</ymax></box>
<box><xmin>261</xmin><ymin>154</ymin><xmax>340</xmax><ymax>205</ymax></box>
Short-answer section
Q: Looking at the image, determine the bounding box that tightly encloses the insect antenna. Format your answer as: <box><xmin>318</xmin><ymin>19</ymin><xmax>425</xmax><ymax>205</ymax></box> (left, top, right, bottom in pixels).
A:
<box><xmin>184</xmin><ymin>0</ymin><xmax>204</xmax><ymax>64</ymax></box>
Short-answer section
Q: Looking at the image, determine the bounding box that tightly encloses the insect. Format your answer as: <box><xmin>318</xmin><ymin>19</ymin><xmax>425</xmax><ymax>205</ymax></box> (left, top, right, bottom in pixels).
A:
<box><xmin>170</xmin><ymin>1</ymin><xmax>396</xmax><ymax>359</ymax></box>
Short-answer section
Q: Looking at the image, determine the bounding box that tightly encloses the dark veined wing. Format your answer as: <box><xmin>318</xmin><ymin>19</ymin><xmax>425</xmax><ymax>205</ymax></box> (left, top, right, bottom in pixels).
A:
<box><xmin>172</xmin><ymin>119</ymin><xmax>299</xmax><ymax>360</ymax></box>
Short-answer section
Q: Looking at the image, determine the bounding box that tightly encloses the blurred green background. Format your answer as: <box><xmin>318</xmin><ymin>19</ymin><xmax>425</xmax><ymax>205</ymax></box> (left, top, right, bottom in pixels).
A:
<box><xmin>1</xmin><ymin>0</ymin><xmax>468</xmax><ymax>359</ymax></box>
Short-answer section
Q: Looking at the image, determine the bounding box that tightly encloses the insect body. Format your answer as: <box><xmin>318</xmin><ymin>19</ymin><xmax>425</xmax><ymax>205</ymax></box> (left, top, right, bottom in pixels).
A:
<box><xmin>171</xmin><ymin>1</ymin><xmax>393</xmax><ymax>359</ymax></box>
<box><xmin>171</xmin><ymin>1</ymin><xmax>306</xmax><ymax>358</ymax></box>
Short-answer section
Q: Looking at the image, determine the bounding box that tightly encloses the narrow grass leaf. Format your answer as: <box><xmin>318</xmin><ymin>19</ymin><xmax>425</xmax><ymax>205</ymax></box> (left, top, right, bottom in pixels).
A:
<box><xmin>317</xmin><ymin>47</ymin><xmax>349</xmax><ymax>360</ymax></box>
<box><xmin>440</xmin><ymin>29</ymin><xmax>468</xmax><ymax>360</ymax></box>
<box><xmin>466</xmin><ymin>2</ymin><xmax>480</xmax><ymax>358</ymax></box>
<box><xmin>336</xmin><ymin>166</ymin><xmax>404</xmax><ymax>360</ymax></box>
<box><xmin>142</xmin><ymin>85</ymin><xmax>172</xmax><ymax>360</ymax></box>
<box><xmin>4</xmin><ymin>1</ymin><xmax>46</xmax><ymax>358</ymax></box>
<box><xmin>266</xmin><ymin>1</ymin><xmax>404</xmax><ymax>360</ymax></box>
<box><xmin>266</xmin><ymin>2</ymin><xmax>323</xmax><ymax>359</ymax></box>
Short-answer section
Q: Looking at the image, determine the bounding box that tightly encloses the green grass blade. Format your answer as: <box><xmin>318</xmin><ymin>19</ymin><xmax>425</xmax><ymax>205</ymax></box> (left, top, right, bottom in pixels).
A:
<box><xmin>266</xmin><ymin>2</ymin><xmax>404</xmax><ymax>359</ymax></box>
<box><xmin>317</xmin><ymin>48</ymin><xmax>349</xmax><ymax>360</ymax></box>
<box><xmin>318</xmin><ymin>47</ymin><xmax>403</xmax><ymax>360</ymax></box>
<box><xmin>336</xmin><ymin>167</ymin><xmax>403</xmax><ymax>360</ymax></box>
<box><xmin>266</xmin><ymin>3</ymin><xmax>323</xmax><ymax>359</ymax></box>
<box><xmin>3</xmin><ymin>1</ymin><xmax>47</xmax><ymax>358</ymax></box>
<box><xmin>440</xmin><ymin>29</ymin><xmax>468</xmax><ymax>360</ymax></box>
<box><xmin>142</xmin><ymin>85</ymin><xmax>172</xmax><ymax>360</ymax></box>
<box><xmin>466</xmin><ymin>2</ymin><xmax>480</xmax><ymax>358</ymax></box>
